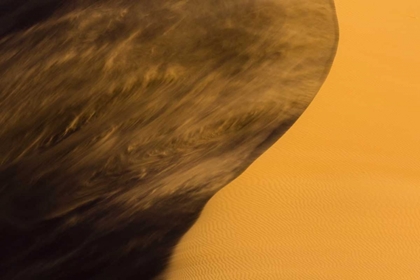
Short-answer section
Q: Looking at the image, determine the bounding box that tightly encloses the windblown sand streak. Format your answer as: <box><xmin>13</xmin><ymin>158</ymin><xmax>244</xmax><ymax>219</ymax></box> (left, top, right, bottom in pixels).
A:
<box><xmin>0</xmin><ymin>0</ymin><xmax>337</xmax><ymax>279</ymax></box>
<box><xmin>165</xmin><ymin>0</ymin><xmax>420</xmax><ymax>278</ymax></box>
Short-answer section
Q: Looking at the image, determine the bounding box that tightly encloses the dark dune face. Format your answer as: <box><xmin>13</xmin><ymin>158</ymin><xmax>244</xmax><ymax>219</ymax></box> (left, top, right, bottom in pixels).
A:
<box><xmin>0</xmin><ymin>0</ymin><xmax>338</xmax><ymax>279</ymax></box>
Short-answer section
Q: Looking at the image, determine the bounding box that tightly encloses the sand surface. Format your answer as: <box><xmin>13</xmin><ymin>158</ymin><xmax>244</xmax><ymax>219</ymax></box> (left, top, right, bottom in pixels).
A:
<box><xmin>165</xmin><ymin>0</ymin><xmax>420</xmax><ymax>278</ymax></box>
<box><xmin>0</xmin><ymin>1</ymin><xmax>337</xmax><ymax>279</ymax></box>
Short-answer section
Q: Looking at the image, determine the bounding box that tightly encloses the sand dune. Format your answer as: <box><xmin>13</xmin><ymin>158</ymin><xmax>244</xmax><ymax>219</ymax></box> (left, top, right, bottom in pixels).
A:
<box><xmin>164</xmin><ymin>0</ymin><xmax>420</xmax><ymax>278</ymax></box>
<box><xmin>0</xmin><ymin>0</ymin><xmax>337</xmax><ymax>279</ymax></box>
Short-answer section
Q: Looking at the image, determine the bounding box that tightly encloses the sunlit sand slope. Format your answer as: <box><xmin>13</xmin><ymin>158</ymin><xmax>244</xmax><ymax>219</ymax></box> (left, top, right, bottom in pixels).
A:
<box><xmin>165</xmin><ymin>0</ymin><xmax>420</xmax><ymax>279</ymax></box>
<box><xmin>0</xmin><ymin>0</ymin><xmax>337</xmax><ymax>279</ymax></box>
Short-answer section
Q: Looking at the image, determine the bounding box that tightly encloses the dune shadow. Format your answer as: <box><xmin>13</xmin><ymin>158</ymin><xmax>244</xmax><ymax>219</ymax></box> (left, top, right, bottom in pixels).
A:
<box><xmin>0</xmin><ymin>0</ymin><xmax>339</xmax><ymax>279</ymax></box>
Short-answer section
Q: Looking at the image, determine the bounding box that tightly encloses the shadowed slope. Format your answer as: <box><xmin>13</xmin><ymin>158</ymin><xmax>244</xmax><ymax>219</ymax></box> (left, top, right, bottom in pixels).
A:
<box><xmin>0</xmin><ymin>0</ymin><xmax>67</xmax><ymax>37</ymax></box>
<box><xmin>166</xmin><ymin>0</ymin><xmax>420</xmax><ymax>279</ymax></box>
<box><xmin>0</xmin><ymin>0</ymin><xmax>338</xmax><ymax>279</ymax></box>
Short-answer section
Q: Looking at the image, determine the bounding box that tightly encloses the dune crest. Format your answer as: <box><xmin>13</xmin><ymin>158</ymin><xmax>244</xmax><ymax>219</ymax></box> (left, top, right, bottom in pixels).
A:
<box><xmin>0</xmin><ymin>0</ymin><xmax>338</xmax><ymax>279</ymax></box>
<box><xmin>165</xmin><ymin>0</ymin><xmax>420</xmax><ymax>279</ymax></box>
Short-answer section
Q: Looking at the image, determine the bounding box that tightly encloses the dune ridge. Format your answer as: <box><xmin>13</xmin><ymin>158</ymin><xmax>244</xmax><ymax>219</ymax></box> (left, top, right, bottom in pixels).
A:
<box><xmin>0</xmin><ymin>0</ymin><xmax>338</xmax><ymax>279</ymax></box>
<box><xmin>164</xmin><ymin>0</ymin><xmax>420</xmax><ymax>278</ymax></box>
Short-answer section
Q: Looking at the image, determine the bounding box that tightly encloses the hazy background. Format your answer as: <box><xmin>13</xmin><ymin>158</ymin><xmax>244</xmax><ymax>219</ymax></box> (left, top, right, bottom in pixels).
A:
<box><xmin>165</xmin><ymin>0</ymin><xmax>420</xmax><ymax>278</ymax></box>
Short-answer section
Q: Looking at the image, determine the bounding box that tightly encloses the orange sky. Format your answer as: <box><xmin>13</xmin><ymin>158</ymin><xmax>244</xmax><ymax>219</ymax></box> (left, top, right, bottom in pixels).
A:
<box><xmin>165</xmin><ymin>0</ymin><xmax>420</xmax><ymax>278</ymax></box>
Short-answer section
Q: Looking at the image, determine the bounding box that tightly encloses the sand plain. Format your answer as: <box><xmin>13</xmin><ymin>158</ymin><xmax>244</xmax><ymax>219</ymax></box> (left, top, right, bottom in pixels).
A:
<box><xmin>165</xmin><ymin>0</ymin><xmax>420</xmax><ymax>279</ymax></box>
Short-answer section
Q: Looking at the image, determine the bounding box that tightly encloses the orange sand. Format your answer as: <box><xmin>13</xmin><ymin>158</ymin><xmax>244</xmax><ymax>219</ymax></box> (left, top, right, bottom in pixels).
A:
<box><xmin>164</xmin><ymin>0</ymin><xmax>420</xmax><ymax>278</ymax></box>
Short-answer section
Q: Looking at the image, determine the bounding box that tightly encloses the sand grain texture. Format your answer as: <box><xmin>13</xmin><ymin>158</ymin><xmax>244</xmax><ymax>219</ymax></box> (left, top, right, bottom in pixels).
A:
<box><xmin>165</xmin><ymin>0</ymin><xmax>420</xmax><ymax>279</ymax></box>
<box><xmin>0</xmin><ymin>0</ymin><xmax>337</xmax><ymax>279</ymax></box>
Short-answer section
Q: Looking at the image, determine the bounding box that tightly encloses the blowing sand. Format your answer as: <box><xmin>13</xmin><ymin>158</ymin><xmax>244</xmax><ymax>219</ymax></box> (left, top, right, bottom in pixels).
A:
<box><xmin>0</xmin><ymin>1</ymin><xmax>338</xmax><ymax>279</ymax></box>
<box><xmin>165</xmin><ymin>0</ymin><xmax>420</xmax><ymax>279</ymax></box>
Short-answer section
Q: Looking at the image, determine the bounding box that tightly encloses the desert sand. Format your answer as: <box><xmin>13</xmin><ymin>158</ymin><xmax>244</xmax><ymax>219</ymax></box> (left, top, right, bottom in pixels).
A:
<box><xmin>0</xmin><ymin>1</ymin><xmax>337</xmax><ymax>279</ymax></box>
<box><xmin>165</xmin><ymin>0</ymin><xmax>420</xmax><ymax>279</ymax></box>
